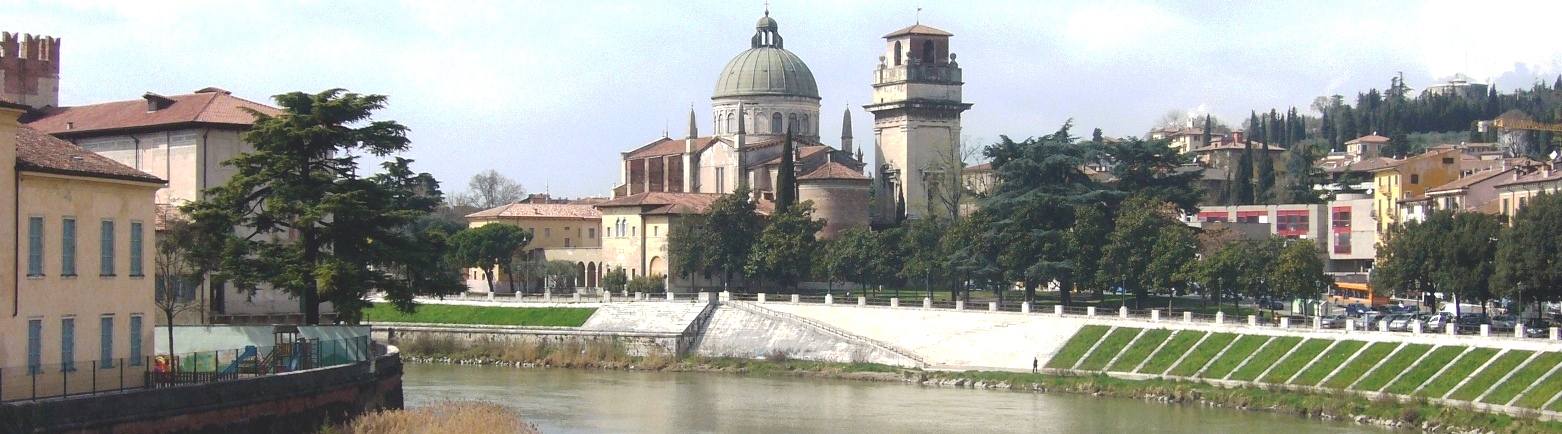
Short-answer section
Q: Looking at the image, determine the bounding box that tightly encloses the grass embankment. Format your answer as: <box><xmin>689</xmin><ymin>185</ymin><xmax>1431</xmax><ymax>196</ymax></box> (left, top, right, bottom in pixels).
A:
<box><xmin>1045</xmin><ymin>325</ymin><xmax>1110</xmax><ymax>369</ymax></box>
<box><xmin>1290</xmin><ymin>340</ymin><xmax>1365</xmax><ymax>386</ymax></box>
<box><xmin>1517</xmin><ymin>362</ymin><xmax>1562</xmax><ymax>409</ymax></box>
<box><xmin>1483</xmin><ymin>352</ymin><xmax>1562</xmax><ymax>405</ymax></box>
<box><xmin>1321</xmin><ymin>342</ymin><xmax>1400</xmax><ymax>389</ymax></box>
<box><xmin>1229</xmin><ymin>336</ymin><xmax>1302</xmax><ymax>382</ymax></box>
<box><xmin>1076</xmin><ymin>327</ymin><xmax>1142</xmax><ymax>371</ymax></box>
<box><xmin>1167</xmin><ymin>333</ymin><xmax>1236</xmax><ymax>377</ymax></box>
<box><xmin>1138</xmin><ymin>331</ymin><xmax>1206</xmax><ymax>374</ymax></box>
<box><xmin>364</xmin><ymin>304</ymin><xmax>595</xmax><ymax>327</ymax></box>
<box><xmin>1448</xmin><ymin>351</ymin><xmax>1534</xmax><ymax>401</ymax></box>
<box><xmin>1107</xmin><ymin>329</ymin><xmax>1172</xmax><ymax>372</ymax></box>
<box><xmin>1353</xmin><ymin>344</ymin><xmax>1432</xmax><ymax>391</ymax></box>
<box><xmin>323</xmin><ymin>401</ymin><xmax>541</xmax><ymax>434</ymax></box>
<box><xmin>1382</xmin><ymin>346</ymin><xmax>1465</xmax><ymax>395</ymax></box>
<box><xmin>1419</xmin><ymin>348</ymin><xmax>1499</xmax><ymax>398</ymax></box>
<box><xmin>1200</xmin><ymin>335</ymin><xmax>1270</xmax><ymax>379</ymax></box>
<box><xmin>1260</xmin><ymin>339</ymin><xmax>1331</xmax><ymax>384</ymax></box>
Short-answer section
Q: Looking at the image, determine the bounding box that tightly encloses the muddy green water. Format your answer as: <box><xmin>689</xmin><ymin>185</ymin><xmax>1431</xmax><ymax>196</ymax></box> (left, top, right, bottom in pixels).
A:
<box><xmin>402</xmin><ymin>363</ymin><xmax>1387</xmax><ymax>434</ymax></box>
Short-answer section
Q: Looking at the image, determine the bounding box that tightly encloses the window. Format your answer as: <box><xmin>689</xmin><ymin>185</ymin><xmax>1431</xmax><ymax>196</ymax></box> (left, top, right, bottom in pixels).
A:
<box><xmin>565</xmin><ymin>238</ymin><xmax>571</xmax><ymax>247</ymax></box>
<box><xmin>129</xmin><ymin>315</ymin><xmax>143</xmax><ymax>366</ymax></box>
<box><xmin>1410</xmin><ymin>174</ymin><xmax>1419</xmax><ymax>184</ymax></box>
<box><xmin>62</xmin><ymin>218</ymin><xmax>76</xmax><ymax>276</ymax></box>
<box><xmin>27</xmin><ymin>319</ymin><xmax>42</xmax><ymax>374</ymax></box>
<box><xmin>28</xmin><ymin>217</ymin><xmax>43</xmax><ymax>276</ymax></box>
<box><xmin>921</xmin><ymin>40</ymin><xmax>935</xmax><ymax>63</ymax></box>
<box><xmin>100</xmin><ymin>316</ymin><xmax>114</xmax><ymax>369</ymax></box>
<box><xmin>1442</xmin><ymin>157</ymin><xmax>1454</xmax><ymax>164</ymax></box>
<box><xmin>589</xmin><ymin>228</ymin><xmax>596</xmax><ymax>238</ymax></box>
<box><xmin>801</xmin><ymin>114</ymin><xmax>810</xmax><ymax>135</ymax></box>
<box><xmin>1332</xmin><ymin>209</ymin><xmax>1351</xmax><ymax>229</ymax></box>
<box><xmin>788</xmin><ymin>113</ymin><xmax>798</xmax><ymax>133</ymax></box>
<box><xmin>716</xmin><ymin>167</ymin><xmax>726</xmax><ymax>193</ymax></box>
<box><xmin>1334</xmin><ymin>232</ymin><xmax>1352</xmax><ymax>254</ymax></box>
<box><xmin>61</xmin><ymin>317</ymin><xmax>75</xmax><ymax>372</ymax></box>
<box><xmin>771</xmin><ymin>113</ymin><xmax>783</xmax><ymax>134</ymax></box>
<box><xmin>545</xmin><ymin>228</ymin><xmax>551</xmax><ymax>238</ymax></box>
<box><xmin>726</xmin><ymin>114</ymin><xmax>734</xmax><ymax>133</ymax></box>
<box><xmin>653</xmin><ymin>226</ymin><xmax>659</xmax><ymax>236</ymax></box>
<box><xmin>606</xmin><ymin>226</ymin><xmax>612</xmax><ymax>238</ymax></box>
<box><xmin>631</xmin><ymin>227</ymin><xmax>636</xmax><ymax>237</ymax></box>
<box><xmin>893</xmin><ymin>41</ymin><xmax>902</xmax><ymax>66</ymax></box>
<box><xmin>100</xmin><ymin>220</ymin><xmax>115</xmax><ymax>276</ymax></box>
<box><xmin>130</xmin><ymin>222</ymin><xmax>144</xmax><ymax>276</ymax></box>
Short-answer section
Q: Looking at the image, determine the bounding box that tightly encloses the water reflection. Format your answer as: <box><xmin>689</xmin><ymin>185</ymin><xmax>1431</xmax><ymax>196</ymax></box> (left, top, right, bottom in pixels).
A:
<box><xmin>402</xmin><ymin>363</ymin><xmax>1382</xmax><ymax>434</ymax></box>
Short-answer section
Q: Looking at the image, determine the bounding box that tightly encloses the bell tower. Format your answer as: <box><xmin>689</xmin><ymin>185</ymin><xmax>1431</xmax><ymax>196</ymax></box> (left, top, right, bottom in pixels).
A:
<box><xmin>865</xmin><ymin>23</ymin><xmax>970</xmax><ymax>223</ymax></box>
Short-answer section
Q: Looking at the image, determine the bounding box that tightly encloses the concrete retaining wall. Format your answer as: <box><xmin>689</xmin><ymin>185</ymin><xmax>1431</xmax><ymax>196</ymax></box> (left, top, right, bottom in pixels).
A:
<box><xmin>690</xmin><ymin>303</ymin><xmax>920</xmax><ymax>367</ymax></box>
<box><xmin>374</xmin><ymin>324</ymin><xmax>688</xmax><ymax>357</ymax></box>
<box><xmin>0</xmin><ymin>344</ymin><xmax>402</xmax><ymax>434</ymax></box>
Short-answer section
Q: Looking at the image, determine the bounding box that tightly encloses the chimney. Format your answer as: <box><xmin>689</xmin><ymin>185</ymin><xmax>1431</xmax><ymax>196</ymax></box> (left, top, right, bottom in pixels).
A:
<box><xmin>1232</xmin><ymin>130</ymin><xmax>1245</xmax><ymax>144</ymax></box>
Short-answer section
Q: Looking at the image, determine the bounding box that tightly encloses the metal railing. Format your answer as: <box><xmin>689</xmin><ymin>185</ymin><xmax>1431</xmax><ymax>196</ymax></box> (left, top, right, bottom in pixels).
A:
<box><xmin>0</xmin><ymin>336</ymin><xmax>371</xmax><ymax>403</ymax></box>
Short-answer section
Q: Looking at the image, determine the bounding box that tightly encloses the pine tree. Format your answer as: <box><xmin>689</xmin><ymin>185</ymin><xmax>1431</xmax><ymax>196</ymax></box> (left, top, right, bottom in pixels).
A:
<box><xmin>1202</xmin><ymin>114</ymin><xmax>1212</xmax><ymax>148</ymax></box>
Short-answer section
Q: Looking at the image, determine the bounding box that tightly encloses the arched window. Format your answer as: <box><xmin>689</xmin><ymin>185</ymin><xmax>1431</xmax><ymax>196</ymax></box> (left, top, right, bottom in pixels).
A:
<box><xmin>771</xmin><ymin>112</ymin><xmax>783</xmax><ymax>134</ymax></box>
<box><xmin>801</xmin><ymin>114</ymin><xmax>810</xmax><ymax>135</ymax></box>
<box><xmin>725</xmin><ymin>113</ymin><xmax>734</xmax><ymax>133</ymax></box>
<box><xmin>922</xmin><ymin>40</ymin><xmax>936</xmax><ymax>64</ymax></box>
<box><xmin>788</xmin><ymin>113</ymin><xmax>798</xmax><ymax>133</ymax></box>
<box><xmin>893</xmin><ymin>41</ymin><xmax>902</xmax><ymax>66</ymax></box>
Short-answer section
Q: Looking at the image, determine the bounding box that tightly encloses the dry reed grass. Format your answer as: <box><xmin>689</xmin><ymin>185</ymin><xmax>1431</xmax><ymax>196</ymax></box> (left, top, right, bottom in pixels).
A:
<box><xmin>339</xmin><ymin>401</ymin><xmax>541</xmax><ymax>434</ymax></box>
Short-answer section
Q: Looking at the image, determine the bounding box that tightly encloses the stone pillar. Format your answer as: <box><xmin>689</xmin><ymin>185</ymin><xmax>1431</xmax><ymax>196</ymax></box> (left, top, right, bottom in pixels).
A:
<box><xmin>720</xmin><ymin>291</ymin><xmax>731</xmax><ymax>302</ymax></box>
<box><xmin>1119</xmin><ymin>306</ymin><xmax>1129</xmax><ymax>319</ymax></box>
<box><xmin>1022</xmin><ymin>302</ymin><xmax>1031</xmax><ymax>314</ymax></box>
<box><xmin>667</xmin><ymin>292</ymin><xmax>676</xmax><ymax>301</ymax></box>
<box><xmin>1151</xmin><ymin>310</ymin><xmax>1161</xmax><ymax>322</ymax></box>
<box><xmin>635</xmin><ymin>291</ymin><xmax>643</xmax><ymax>301</ymax></box>
<box><xmin>1184</xmin><ymin>312</ymin><xmax>1193</xmax><ymax>323</ymax></box>
<box><xmin>758</xmin><ymin>293</ymin><xmax>767</xmax><ymax>303</ymax></box>
<box><xmin>543</xmin><ymin>292</ymin><xmax>551</xmax><ymax>302</ymax></box>
<box><xmin>1551</xmin><ymin>327</ymin><xmax>1559</xmax><ymax>340</ymax></box>
<box><xmin>1346</xmin><ymin>319</ymin><xmax>1355</xmax><ymax>332</ymax></box>
<box><xmin>956</xmin><ymin>301</ymin><xmax>966</xmax><ymax>310</ymax></box>
<box><xmin>1413</xmin><ymin>322</ymin><xmax>1423</xmax><ymax>334</ymax></box>
<box><xmin>1248</xmin><ymin>315</ymin><xmax>1258</xmax><ymax>327</ymax></box>
<box><xmin>1215</xmin><ymin>312</ymin><xmax>1225</xmax><ymax>325</ymax></box>
<box><xmin>573</xmin><ymin>293</ymin><xmax>582</xmax><ymax>302</ymax></box>
<box><xmin>603</xmin><ymin>293</ymin><xmax>612</xmax><ymax>303</ymax></box>
<box><xmin>1515</xmin><ymin>326</ymin><xmax>1525</xmax><ymax>339</ymax></box>
<box><xmin>891</xmin><ymin>298</ymin><xmax>900</xmax><ymax>308</ymax></box>
<box><xmin>517</xmin><ymin>291</ymin><xmax>524</xmax><ymax>300</ymax></box>
<box><xmin>1447</xmin><ymin>323</ymin><xmax>1456</xmax><ymax>335</ymax></box>
<box><xmin>1087</xmin><ymin>307</ymin><xmax>1097</xmax><ymax>317</ymax></box>
<box><xmin>698</xmin><ymin>292</ymin><xmax>712</xmax><ymax>303</ymax></box>
<box><xmin>825</xmin><ymin>294</ymin><xmax>834</xmax><ymax>304</ymax></box>
<box><xmin>487</xmin><ymin>292</ymin><xmax>494</xmax><ymax>300</ymax></box>
<box><xmin>989</xmin><ymin>302</ymin><xmax>998</xmax><ymax>311</ymax></box>
<box><xmin>924</xmin><ymin>298</ymin><xmax>932</xmax><ymax>309</ymax></box>
<box><xmin>1279</xmin><ymin>317</ymin><xmax>1290</xmax><ymax>329</ymax></box>
<box><xmin>791</xmin><ymin>294</ymin><xmax>800</xmax><ymax>303</ymax></box>
<box><xmin>1379</xmin><ymin>320</ymin><xmax>1389</xmax><ymax>333</ymax></box>
<box><xmin>1480</xmin><ymin>324</ymin><xmax>1490</xmax><ymax>337</ymax></box>
<box><xmin>858</xmin><ymin>297</ymin><xmax>866</xmax><ymax>306</ymax></box>
<box><xmin>1055</xmin><ymin>305</ymin><xmax>1064</xmax><ymax>316</ymax></box>
<box><xmin>1313</xmin><ymin>316</ymin><xmax>1321</xmax><ymax>330</ymax></box>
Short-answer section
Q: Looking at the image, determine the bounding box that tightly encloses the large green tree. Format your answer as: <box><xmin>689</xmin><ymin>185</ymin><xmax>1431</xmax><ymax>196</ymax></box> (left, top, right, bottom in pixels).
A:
<box><xmin>819</xmin><ymin>227</ymin><xmax>884</xmax><ymax>293</ymax></box>
<box><xmin>746</xmin><ymin>201</ymin><xmax>825</xmax><ymax>291</ymax></box>
<box><xmin>1064</xmin><ymin>205</ymin><xmax>1110</xmax><ymax>305</ymax></box>
<box><xmin>185</xmin><ymin>89</ymin><xmax>461</xmax><ymax>323</ymax></box>
<box><xmin>1146</xmin><ymin>221</ymin><xmax>1197</xmax><ymax>308</ymax></box>
<box><xmin>1105</xmin><ymin>137</ymin><xmax>1203</xmax><ymax>215</ymax></box>
<box><xmin>1229</xmin><ymin>114</ymin><xmax>1256</xmax><ymax>205</ymax></box>
<box><xmin>1374</xmin><ymin>210</ymin><xmax>1500</xmax><ymax>315</ymax></box>
<box><xmin>447</xmin><ymin>224</ymin><xmax>532</xmax><ymax>294</ymax></box>
<box><xmin>1099</xmin><ymin>195</ymin><xmax>1171</xmax><ymax>308</ymax></box>
<box><xmin>667</xmin><ymin>187</ymin><xmax>761</xmax><ymax>289</ymax></box>
<box><xmin>898</xmin><ymin>217</ymin><xmax>951</xmax><ymax>299</ymax></box>
<box><xmin>1495</xmin><ymin>193</ymin><xmax>1562</xmax><ymax>311</ymax></box>
<box><xmin>1268</xmin><ymin>239</ymin><xmax>1332</xmax><ymax>310</ymax></box>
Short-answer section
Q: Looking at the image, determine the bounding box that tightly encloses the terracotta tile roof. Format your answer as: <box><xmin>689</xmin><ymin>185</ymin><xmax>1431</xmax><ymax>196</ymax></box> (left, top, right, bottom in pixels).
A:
<box><xmin>624</xmin><ymin>136</ymin><xmax>726</xmax><ymax>159</ymax></box>
<box><xmin>596</xmin><ymin>192</ymin><xmax>774</xmax><ymax>216</ymax></box>
<box><xmin>964</xmin><ymin>162</ymin><xmax>992</xmax><ymax>172</ymax></box>
<box><xmin>15</xmin><ymin>125</ymin><xmax>164</xmax><ymax>184</ymax></box>
<box><xmin>1495</xmin><ymin>166</ymin><xmax>1562</xmax><ymax>188</ymax></box>
<box><xmin>1474</xmin><ymin>198</ymin><xmax>1502</xmax><ymax>215</ymax></box>
<box><xmin>26</xmin><ymin>88</ymin><xmax>281</xmax><ymax>136</ymax></box>
<box><xmin>1428</xmin><ymin>168</ymin><xmax>1511</xmax><ymax>193</ymax></box>
<box><xmin>798</xmin><ymin>162</ymin><xmax>869</xmax><ymax>180</ymax></box>
<box><xmin>465</xmin><ymin>203</ymin><xmax>602</xmax><ymax>220</ymax></box>
<box><xmin>1345</xmin><ymin>134</ymin><xmax>1390</xmax><ymax>144</ymax></box>
<box><xmin>1192</xmin><ymin>141</ymin><xmax>1284</xmax><ymax>152</ymax></box>
<box><xmin>883</xmin><ymin>24</ymin><xmax>953</xmax><ymax>38</ymax></box>
<box><xmin>755</xmin><ymin>145</ymin><xmax>831</xmax><ymax>166</ymax></box>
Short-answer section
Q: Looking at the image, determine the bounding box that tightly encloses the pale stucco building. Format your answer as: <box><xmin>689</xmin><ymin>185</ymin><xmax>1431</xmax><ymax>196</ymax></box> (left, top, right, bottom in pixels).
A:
<box><xmin>1</xmin><ymin>101</ymin><xmax>164</xmax><ymax>398</ymax></box>
<box><xmin>462</xmin><ymin>203</ymin><xmax>603</xmax><ymax>293</ymax></box>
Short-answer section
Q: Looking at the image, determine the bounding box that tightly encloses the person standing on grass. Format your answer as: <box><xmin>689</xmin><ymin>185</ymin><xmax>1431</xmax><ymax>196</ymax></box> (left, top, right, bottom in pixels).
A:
<box><xmin>1032</xmin><ymin>356</ymin><xmax>1038</xmax><ymax>373</ymax></box>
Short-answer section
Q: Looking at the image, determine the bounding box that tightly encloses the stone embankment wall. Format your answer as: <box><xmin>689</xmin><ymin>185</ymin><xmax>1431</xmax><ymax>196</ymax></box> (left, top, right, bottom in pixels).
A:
<box><xmin>0</xmin><ymin>344</ymin><xmax>403</xmax><ymax>434</ymax></box>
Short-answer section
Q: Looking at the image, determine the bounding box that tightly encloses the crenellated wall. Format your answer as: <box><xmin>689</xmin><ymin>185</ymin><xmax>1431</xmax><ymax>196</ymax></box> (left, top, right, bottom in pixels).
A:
<box><xmin>0</xmin><ymin>32</ymin><xmax>61</xmax><ymax>109</ymax></box>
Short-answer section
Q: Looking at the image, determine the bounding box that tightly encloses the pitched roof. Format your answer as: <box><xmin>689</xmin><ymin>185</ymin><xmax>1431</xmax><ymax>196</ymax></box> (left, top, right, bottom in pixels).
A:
<box><xmin>624</xmin><ymin>136</ymin><xmax>726</xmax><ymax>159</ymax></box>
<box><xmin>964</xmin><ymin>162</ymin><xmax>992</xmax><ymax>172</ymax></box>
<box><xmin>1427</xmin><ymin>168</ymin><xmax>1511</xmax><ymax>194</ymax></box>
<box><xmin>1321</xmin><ymin>156</ymin><xmax>1399</xmax><ymax>173</ymax></box>
<box><xmin>15</xmin><ymin>124</ymin><xmax>164</xmax><ymax>184</ymax></box>
<box><xmin>755</xmin><ymin>145</ymin><xmax>831</xmax><ymax>166</ymax></box>
<box><xmin>798</xmin><ymin>162</ymin><xmax>869</xmax><ymax>181</ymax></box>
<box><xmin>26</xmin><ymin>88</ymin><xmax>281</xmax><ymax>136</ymax></box>
<box><xmin>596</xmin><ymin>192</ymin><xmax>774</xmax><ymax>216</ymax></box>
<box><xmin>1345</xmin><ymin>134</ymin><xmax>1390</xmax><ymax>144</ymax></box>
<box><xmin>1495</xmin><ymin>166</ymin><xmax>1562</xmax><ymax>188</ymax></box>
<box><xmin>465</xmin><ymin>203</ymin><xmax>602</xmax><ymax>220</ymax></box>
<box><xmin>883</xmin><ymin>24</ymin><xmax>953</xmax><ymax>38</ymax></box>
<box><xmin>1192</xmin><ymin>140</ymin><xmax>1284</xmax><ymax>152</ymax></box>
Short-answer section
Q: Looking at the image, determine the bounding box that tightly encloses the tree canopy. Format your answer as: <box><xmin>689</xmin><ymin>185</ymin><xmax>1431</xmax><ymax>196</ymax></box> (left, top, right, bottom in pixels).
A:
<box><xmin>184</xmin><ymin>89</ymin><xmax>462</xmax><ymax>323</ymax></box>
<box><xmin>1495</xmin><ymin>193</ymin><xmax>1562</xmax><ymax>308</ymax></box>
<box><xmin>746</xmin><ymin>201</ymin><xmax>825</xmax><ymax>290</ymax></box>
<box><xmin>450</xmin><ymin>169</ymin><xmax>526</xmax><ymax>210</ymax></box>
<box><xmin>447</xmin><ymin>224</ymin><xmax>532</xmax><ymax>294</ymax></box>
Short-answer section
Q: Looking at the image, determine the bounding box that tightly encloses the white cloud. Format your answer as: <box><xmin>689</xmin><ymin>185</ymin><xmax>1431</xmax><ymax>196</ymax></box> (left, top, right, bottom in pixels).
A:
<box><xmin>1416</xmin><ymin>0</ymin><xmax>1562</xmax><ymax>82</ymax></box>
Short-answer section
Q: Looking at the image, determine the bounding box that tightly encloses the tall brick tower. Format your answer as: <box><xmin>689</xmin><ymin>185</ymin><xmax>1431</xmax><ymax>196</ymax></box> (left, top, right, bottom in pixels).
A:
<box><xmin>865</xmin><ymin>23</ymin><xmax>970</xmax><ymax>223</ymax></box>
<box><xmin>0</xmin><ymin>32</ymin><xmax>61</xmax><ymax>110</ymax></box>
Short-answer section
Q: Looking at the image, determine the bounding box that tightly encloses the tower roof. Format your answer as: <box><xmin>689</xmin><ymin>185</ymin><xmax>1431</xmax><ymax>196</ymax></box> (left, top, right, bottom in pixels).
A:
<box><xmin>713</xmin><ymin>14</ymin><xmax>820</xmax><ymax>100</ymax></box>
<box><xmin>883</xmin><ymin>24</ymin><xmax>953</xmax><ymax>38</ymax></box>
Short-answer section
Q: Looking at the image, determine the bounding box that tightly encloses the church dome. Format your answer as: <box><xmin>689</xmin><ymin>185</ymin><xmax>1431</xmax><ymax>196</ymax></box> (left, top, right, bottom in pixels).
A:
<box><xmin>713</xmin><ymin>14</ymin><xmax>820</xmax><ymax>100</ymax></box>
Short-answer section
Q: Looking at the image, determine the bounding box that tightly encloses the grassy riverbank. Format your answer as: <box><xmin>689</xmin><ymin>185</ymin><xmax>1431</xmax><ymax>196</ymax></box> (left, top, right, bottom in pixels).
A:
<box><xmin>363</xmin><ymin>304</ymin><xmax>595</xmax><ymax>327</ymax></box>
<box><xmin>396</xmin><ymin>335</ymin><xmax>1562</xmax><ymax>433</ymax></box>
<box><xmin>320</xmin><ymin>401</ymin><xmax>541</xmax><ymax>434</ymax></box>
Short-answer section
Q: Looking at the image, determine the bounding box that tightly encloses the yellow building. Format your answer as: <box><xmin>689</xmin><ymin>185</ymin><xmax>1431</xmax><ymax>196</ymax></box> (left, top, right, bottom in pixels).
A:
<box><xmin>463</xmin><ymin>203</ymin><xmax>602</xmax><ymax>293</ymax></box>
<box><xmin>1371</xmin><ymin>147</ymin><xmax>1461</xmax><ymax>237</ymax></box>
<box><xmin>1</xmin><ymin>101</ymin><xmax>164</xmax><ymax>398</ymax></box>
<box><xmin>595</xmin><ymin>192</ymin><xmax>776</xmax><ymax>292</ymax></box>
<box><xmin>1494</xmin><ymin>163</ymin><xmax>1562</xmax><ymax>221</ymax></box>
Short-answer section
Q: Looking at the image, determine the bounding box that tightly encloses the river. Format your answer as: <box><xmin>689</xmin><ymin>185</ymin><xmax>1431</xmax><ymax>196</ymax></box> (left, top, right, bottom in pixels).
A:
<box><xmin>403</xmin><ymin>363</ymin><xmax>1386</xmax><ymax>434</ymax></box>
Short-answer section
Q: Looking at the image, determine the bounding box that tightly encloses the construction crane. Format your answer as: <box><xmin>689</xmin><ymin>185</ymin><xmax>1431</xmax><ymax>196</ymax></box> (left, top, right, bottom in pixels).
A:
<box><xmin>1478</xmin><ymin>118</ymin><xmax>1562</xmax><ymax>134</ymax></box>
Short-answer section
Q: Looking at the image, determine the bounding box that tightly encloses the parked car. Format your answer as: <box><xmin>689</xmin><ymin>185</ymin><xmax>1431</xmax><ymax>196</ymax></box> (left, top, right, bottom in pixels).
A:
<box><xmin>1424</xmin><ymin>313</ymin><xmax>1453</xmax><ymax>331</ymax></box>
<box><xmin>1490</xmin><ymin>314</ymin><xmax>1518</xmax><ymax>332</ymax></box>
<box><xmin>1387</xmin><ymin>314</ymin><xmax>1417</xmax><ymax>332</ymax></box>
<box><xmin>1523</xmin><ymin>318</ymin><xmax>1553</xmax><ymax>338</ymax></box>
<box><xmin>1345</xmin><ymin>303</ymin><xmax>1370</xmax><ymax>316</ymax></box>
<box><xmin>1386</xmin><ymin>304</ymin><xmax>1417</xmax><ymax>315</ymax></box>
<box><xmin>1319</xmin><ymin>314</ymin><xmax>1348</xmax><ymax>329</ymax></box>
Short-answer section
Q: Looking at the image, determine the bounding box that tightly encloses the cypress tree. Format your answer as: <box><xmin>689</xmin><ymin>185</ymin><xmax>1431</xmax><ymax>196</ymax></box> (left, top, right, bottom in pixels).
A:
<box><xmin>1256</xmin><ymin>133</ymin><xmax>1276</xmax><ymax>204</ymax></box>
<box><xmin>1202</xmin><ymin>114</ymin><xmax>1212</xmax><ymax>148</ymax></box>
<box><xmin>1233</xmin><ymin>121</ymin><xmax>1255</xmax><ymax>205</ymax></box>
<box><xmin>776</xmin><ymin>127</ymin><xmax>797</xmax><ymax>211</ymax></box>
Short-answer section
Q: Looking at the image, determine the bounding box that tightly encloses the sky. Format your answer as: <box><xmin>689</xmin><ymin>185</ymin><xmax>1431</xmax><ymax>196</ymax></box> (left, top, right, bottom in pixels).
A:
<box><xmin>5</xmin><ymin>0</ymin><xmax>1562</xmax><ymax>199</ymax></box>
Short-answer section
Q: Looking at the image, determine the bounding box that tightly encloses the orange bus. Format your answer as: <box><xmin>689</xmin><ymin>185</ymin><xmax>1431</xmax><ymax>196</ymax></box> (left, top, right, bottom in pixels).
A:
<box><xmin>1329</xmin><ymin>282</ymin><xmax>1390</xmax><ymax>307</ymax></box>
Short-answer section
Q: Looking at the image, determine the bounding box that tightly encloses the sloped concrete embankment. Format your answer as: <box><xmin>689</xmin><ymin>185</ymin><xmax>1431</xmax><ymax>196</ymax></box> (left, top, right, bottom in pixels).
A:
<box><xmin>691</xmin><ymin>301</ymin><xmax>923</xmax><ymax>367</ymax></box>
<box><xmin>761</xmin><ymin>303</ymin><xmax>1087</xmax><ymax>371</ymax></box>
